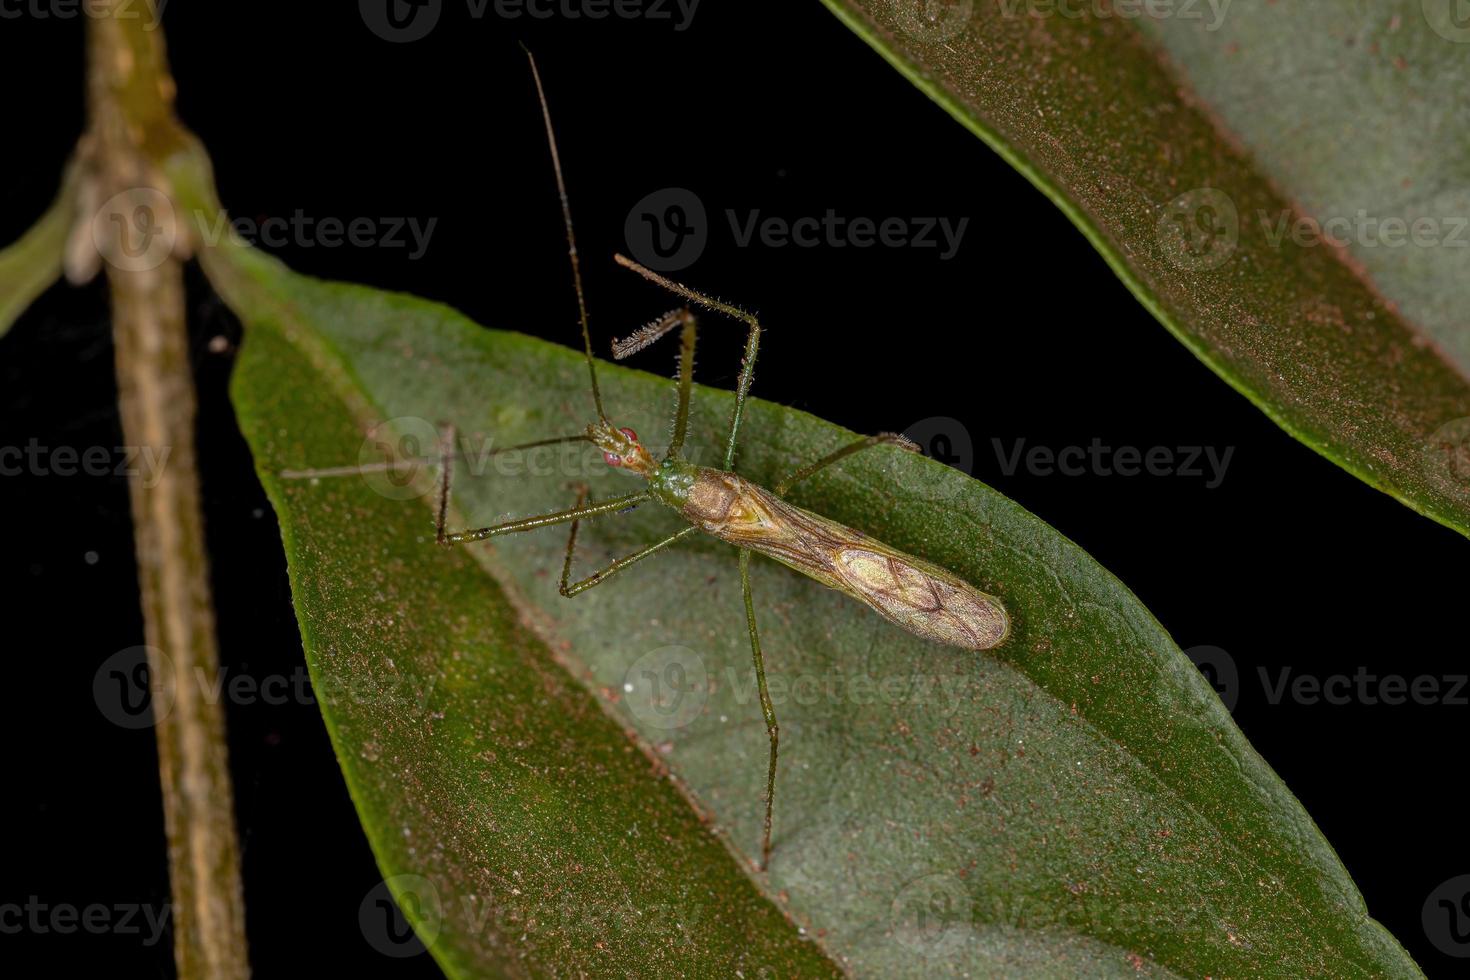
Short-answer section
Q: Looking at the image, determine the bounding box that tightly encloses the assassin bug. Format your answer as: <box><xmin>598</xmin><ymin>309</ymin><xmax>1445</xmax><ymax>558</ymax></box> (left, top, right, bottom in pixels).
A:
<box><xmin>429</xmin><ymin>51</ymin><xmax>1010</xmax><ymax>870</ymax></box>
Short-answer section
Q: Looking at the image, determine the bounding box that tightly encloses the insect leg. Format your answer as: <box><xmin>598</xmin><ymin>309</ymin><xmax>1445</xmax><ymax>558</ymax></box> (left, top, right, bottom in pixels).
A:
<box><xmin>613</xmin><ymin>253</ymin><xmax>761</xmax><ymax>469</ymax></box>
<box><xmin>773</xmin><ymin>432</ymin><xmax>920</xmax><ymax>496</ymax></box>
<box><xmin>434</xmin><ymin>425</ymin><xmax>597</xmax><ymax>543</ymax></box>
<box><xmin>611</xmin><ymin>308</ymin><xmax>699</xmax><ymax>458</ymax></box>
<box><xmin>611</xmin><ymin>307</ymin><xmax>690</xmax><ymax>359</ymax></box>
<box><xmin>739</xmin><ymin>548</ymin><xmax>779</xmax><ymax>871</ymax></box>
<box><xmin>668</xmin><ymin>312</ymin><xmax>698</xmax><ymax>458</ymax></box>
<box><xmin>560</xmin><ymin>514</ymin><xmax>699</xmax><ymax>597</ymax></box>
<box><xmin>439</xmin><ymin>491</ymin><xmax>648</xmax><ymax>546</ymax></box>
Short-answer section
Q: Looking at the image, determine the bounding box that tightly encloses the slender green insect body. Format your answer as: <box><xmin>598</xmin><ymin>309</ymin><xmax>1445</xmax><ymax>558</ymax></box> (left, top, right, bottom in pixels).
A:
<box><xmin>433</xmin><ymin>50</ymin><xmax>1011</xmax><ymax>870</ymax></box>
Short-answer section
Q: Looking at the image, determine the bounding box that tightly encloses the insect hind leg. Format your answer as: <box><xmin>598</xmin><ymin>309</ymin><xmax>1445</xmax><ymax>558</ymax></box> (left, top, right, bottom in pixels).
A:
<box><xmin>774</xmin><ymin>432</ymin><xmax>919</xmax><ymax>496</ymax></box>
<box><xmin>739</xmin><ymin>548</ymin><xmax>779</xmax><ymax>871</ymax></box>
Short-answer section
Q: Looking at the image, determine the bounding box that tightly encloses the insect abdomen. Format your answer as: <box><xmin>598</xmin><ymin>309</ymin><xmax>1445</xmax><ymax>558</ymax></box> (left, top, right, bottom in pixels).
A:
<box><xmin>678</xmin><ymin>470</ymin><xmax>1009</xmax><ymax>651</ymax></box>
<box><xmin>828</xmin><ymin>546</ymin><xmax>1008</xmax><ymax>651</ymax></box>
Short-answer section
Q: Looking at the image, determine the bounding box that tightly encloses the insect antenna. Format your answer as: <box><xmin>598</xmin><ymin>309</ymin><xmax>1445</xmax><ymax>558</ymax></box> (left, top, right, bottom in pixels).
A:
<box><xmin>524</xmin><ymin>46</ymin><xmax>607</xmax><ymax>423</ymax></box>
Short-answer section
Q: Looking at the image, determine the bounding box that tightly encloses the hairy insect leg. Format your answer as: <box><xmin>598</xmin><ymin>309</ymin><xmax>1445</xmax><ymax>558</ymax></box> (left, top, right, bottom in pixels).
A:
<box><xmin>739</xmin><ymin>548</ymin><xmax>779</xmax><ymax>871</ymax></box>
<box><xmin>439</xmin><ymin>490</ymin><xmax>648</xmax><ymax>546</ymax></box>
<box><xmin>612</xmin><ymin>308</ymin><xmax>699</xmax><ymax>458</ymax></box>
<box><xmin>613</xmin><ymin>254</ymin><xmax>761</xmax><ymax>469</ymax></box>
<box><xmin>558</xmin><ymin>485</ymin><xmax>699</xmax><ymax>596</ymax></box>
<box><xmin>669</xmin><ymin>312</ymin><xmax>698</xmax><ymax>457</ymax></box>
<box><xmin>773</xmin><ymin>432</ymin><xmax>920</xmax><ymax>496</ymax></box>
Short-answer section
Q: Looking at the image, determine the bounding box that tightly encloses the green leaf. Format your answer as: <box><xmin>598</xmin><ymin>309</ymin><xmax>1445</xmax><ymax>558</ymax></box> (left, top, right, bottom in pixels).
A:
<box><xmin>213</xmin><ymin>238</ymin><xmax>1417</xmax><ymax>976</ymax></box>
<box><xmin>0</xmin><ymin>183</ymin><xmax>73</xmax><ymax>337</ymax></box>
<box><xmin>820</xmin><ymin>0</ymin><xmax>1470</xmax><ymax>539</ymax></box>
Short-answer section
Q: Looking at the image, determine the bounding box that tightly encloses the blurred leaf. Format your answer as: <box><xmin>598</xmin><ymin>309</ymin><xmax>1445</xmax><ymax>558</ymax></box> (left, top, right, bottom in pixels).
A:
<box><xmin>821</xmin><ymin>0</ymin><xmax>1470</xmax><ymax>538</ymax></box>
<box><xmin>212</xmin><ymin>237</ymin><xmax>1417</xmax><ymax>976</ymax></box>
<box><xmin>0</xmin><ymin>184</ymin><xmax>72</xmax><ymax>337</ymax></box>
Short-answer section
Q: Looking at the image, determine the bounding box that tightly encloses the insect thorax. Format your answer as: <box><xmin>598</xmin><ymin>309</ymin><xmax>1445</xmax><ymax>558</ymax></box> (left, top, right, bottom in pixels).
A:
<box><xmin>673</xmin><ymin>469</ymin><xmax>791</xmax><ymax>544</ymax></box>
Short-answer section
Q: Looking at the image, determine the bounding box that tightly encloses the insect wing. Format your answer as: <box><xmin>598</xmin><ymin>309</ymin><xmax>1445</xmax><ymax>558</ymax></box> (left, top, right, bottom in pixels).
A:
<box><xmin>831</xmin><ymin>547</ymin><xmax>1008</xmax><ymax>651</ymax></box>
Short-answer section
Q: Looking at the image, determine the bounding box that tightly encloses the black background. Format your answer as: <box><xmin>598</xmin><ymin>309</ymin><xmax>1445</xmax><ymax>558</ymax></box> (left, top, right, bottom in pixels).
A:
<box><xmin>2</xmin><ymin>3</ymin><xmax>1464</xmax><ymax>976</ymax></box>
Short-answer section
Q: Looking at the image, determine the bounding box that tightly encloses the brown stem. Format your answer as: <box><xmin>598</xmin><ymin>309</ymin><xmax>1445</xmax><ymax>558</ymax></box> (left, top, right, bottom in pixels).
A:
<box><xmin>78</xmin><ymin>7</ymin><xmax>249</xmax><ymax>978</ymax></box>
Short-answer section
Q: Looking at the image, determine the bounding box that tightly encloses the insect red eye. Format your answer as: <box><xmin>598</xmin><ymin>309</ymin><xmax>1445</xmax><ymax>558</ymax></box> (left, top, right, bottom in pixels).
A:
<box><xmin>603</xmin><ymin>427</ymin><xmax>638</xmax><ymax>467</ymax></box>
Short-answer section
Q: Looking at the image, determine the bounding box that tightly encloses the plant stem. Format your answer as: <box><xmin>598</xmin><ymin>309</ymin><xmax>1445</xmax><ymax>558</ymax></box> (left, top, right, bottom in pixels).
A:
<box><xmin>79</xmin><ymin>7</ymin><xmax>249</xmax><ymax>977</ymax></box>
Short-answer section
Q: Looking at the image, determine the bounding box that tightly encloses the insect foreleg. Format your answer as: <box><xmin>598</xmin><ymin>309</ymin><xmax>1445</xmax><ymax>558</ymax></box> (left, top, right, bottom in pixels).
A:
<box><xmin>773</xmin><ymin>432</ymin><xmax>920</xmax><ymax>496</ymax></box>
<box><xmin>561</xmin><ymin>527</ymin><xmax>699</xmax><ymax>596</ymax></box>
<box><xmin>669</xmin><ymin>312</ymin><xmax>697</xmax><ymax>457</ymax></box>
<box><xmin>740</xmin><ymin>548</ymin><xmax>779</xmax><ymax>871</ymax></box>
<box><xmin>611</xmin><ymin>308</ymin><xmax>700</xmax><ymax>459</ymax></box>
<box><xmin>439</xmin><ymin>491</ymin><xmax>648</xmax><ymax>546</ymax></box>
<box><xmin>434</xmin><ymin>422</ymin><xmax>596</xmax><ymax>544</ymax></box>
<box><xmin>613</xmin><ymin>253</ymin><xmax>762</xmax><ymax>469</ymax></box>
<box><xmin>558</xmin><ymin>485</ymin><xmax>699</xmax><ymax>596</ymax></box>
